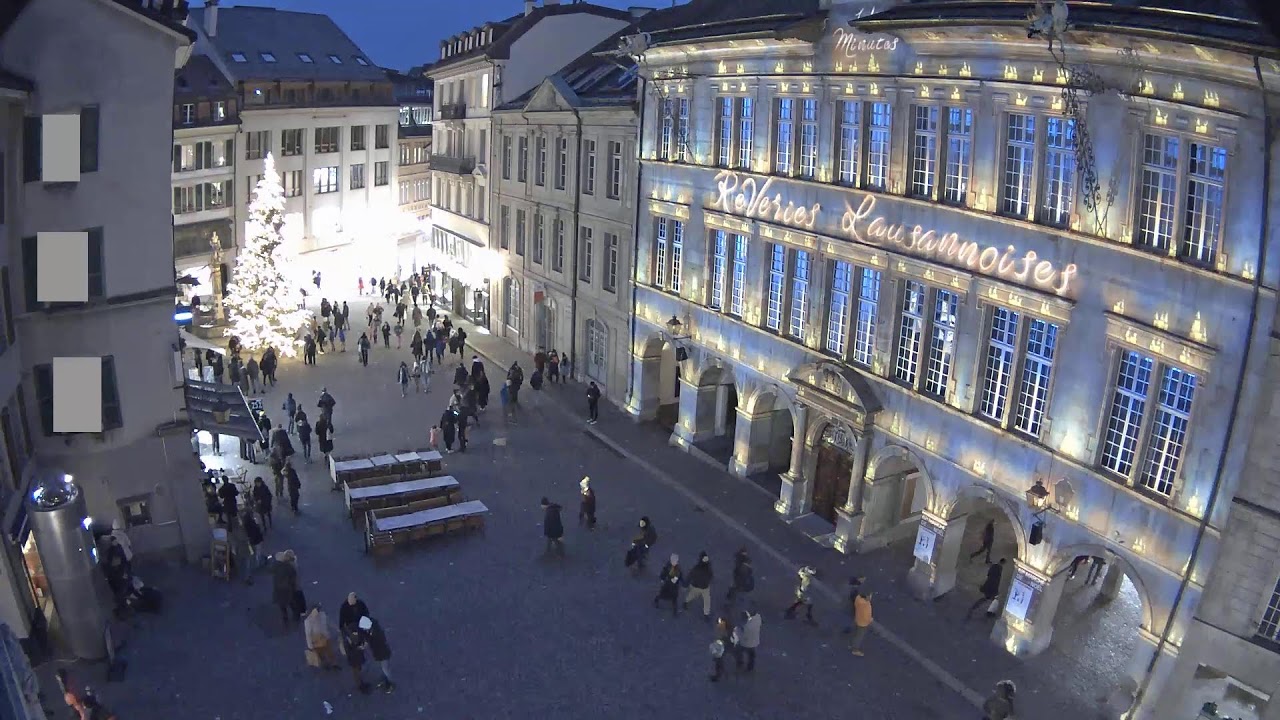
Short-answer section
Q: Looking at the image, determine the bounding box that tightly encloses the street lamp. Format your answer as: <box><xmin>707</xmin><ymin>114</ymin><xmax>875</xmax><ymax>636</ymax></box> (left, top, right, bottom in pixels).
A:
<box><xmin>665</xmin><ymin>314</ymin><xmax>690</xmax><ymax>340</ymax></box>
<box><xmin>1026</xmin><ymin>479</ymin><xmax>1051</xmax><ymax>546</ymax></box>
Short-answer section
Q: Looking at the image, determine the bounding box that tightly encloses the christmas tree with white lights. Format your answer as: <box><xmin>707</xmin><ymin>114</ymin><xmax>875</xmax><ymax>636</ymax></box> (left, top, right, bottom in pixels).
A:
<box><xmin>223</xmin><ymin>153</ymin><xmax>309</xmax><ymax>358</ymax></box>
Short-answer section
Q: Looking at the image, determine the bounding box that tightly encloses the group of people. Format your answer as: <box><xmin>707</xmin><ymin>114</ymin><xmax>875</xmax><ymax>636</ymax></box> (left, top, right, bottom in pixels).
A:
<box><xmin>302</xmin><ymin>592</ymin><xmax>396</xmax><ymax>695</ymax></box>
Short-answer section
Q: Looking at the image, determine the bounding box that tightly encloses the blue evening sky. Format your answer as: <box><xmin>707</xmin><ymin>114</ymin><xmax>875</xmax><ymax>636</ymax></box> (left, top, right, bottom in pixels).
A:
<box><xmin>205</xmin><ymin>0</ymin><xmax>679</xmax><ymax>73</ymax></box>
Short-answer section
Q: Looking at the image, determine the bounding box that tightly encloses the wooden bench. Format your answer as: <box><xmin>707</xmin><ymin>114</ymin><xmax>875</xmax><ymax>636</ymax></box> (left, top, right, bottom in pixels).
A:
<box><xmin>366</xmin><ymin>500</ymin><xmax>488</xmax><ymax>555</ymax></box>
<box><xmin>346</xmin><ymin>476</ymin><xmax>461</xmax><ymax>526</ymax></box>
<box><xmin>331</xmin><ymin>450</ymin><xmax>445</xmax><ymax>489</ymax></box>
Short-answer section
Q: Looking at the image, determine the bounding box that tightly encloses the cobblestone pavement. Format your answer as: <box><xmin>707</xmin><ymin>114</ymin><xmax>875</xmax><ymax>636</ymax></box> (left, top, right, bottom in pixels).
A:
<box><xmin>444</xmin><ymin>304</ymin><xmax>1144</xmax><ymax>720</ymax></box>
<box><xmin>53</xmin><ymin>293</ymin><xmax>982</xmax><ymax>720</ymax></box>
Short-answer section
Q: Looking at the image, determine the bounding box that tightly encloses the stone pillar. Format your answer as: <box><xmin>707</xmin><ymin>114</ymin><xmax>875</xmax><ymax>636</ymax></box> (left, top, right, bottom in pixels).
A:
<box><xmin>775</xmin><ymin>405</ymin><xmax>809</xmax><ymax>519</ymax></box>
<box><xmin>671</xmin><ymin>378</ymin><xmax>716</xmax><ymax>448</ymax></box>
<box><xmin>1120</xmin><ymin>629</ymin><xmax>1167</xmax><ymax>720</ymax></box>
<box><xmin>625</xmin><ymin>353</ymin><xmax>662</xmax><ymax>421</ymax></box>
<box><xmin>1098</xmin><ymin>559</ymin><xmax>1126</xmax><ymax>603</ymax></box>
<box><xmin>833</xmin><ymin>431</ymin><xmax>872</xmax><ymax>554</ymax></box>
<box><xmin>991</xmin><ymin>562</ymin><xmax>1064</xmax><ymax>657</ymax></box>
<box><xmin>906</xmin><ymin>511</ymin><xmax>965</xmax><ymax>600</ymax></box>
<box><xmin>729</xmin><ymin>407</ymin><xmax>773</xmax><ymax>478</ymax></box>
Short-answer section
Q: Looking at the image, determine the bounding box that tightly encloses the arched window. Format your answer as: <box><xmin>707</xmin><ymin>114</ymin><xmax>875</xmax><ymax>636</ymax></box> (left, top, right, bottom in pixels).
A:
<box><xmin>586</xmin><ymin>319</ymin><xmax>608</xmax><ymax>382</ymax></box>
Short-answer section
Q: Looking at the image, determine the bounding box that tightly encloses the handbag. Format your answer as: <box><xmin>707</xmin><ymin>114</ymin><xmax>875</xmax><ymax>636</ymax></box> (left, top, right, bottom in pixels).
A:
<box><xmin>987</xmin><ymin>597</ymin><xmax>1001</xmax><ymax>614</ymax></box>
<box><xmin>305</xmin><ymin>649</ymin><xmax>322</xmax><ymax>668</ymax></box>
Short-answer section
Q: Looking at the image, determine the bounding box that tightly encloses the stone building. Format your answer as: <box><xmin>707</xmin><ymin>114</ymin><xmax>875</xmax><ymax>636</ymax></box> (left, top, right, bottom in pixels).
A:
<box><xmin>390</xmin><ymin>67</ymin><xmax>433</xmax><ymax>272</ymax></box>
<box><xmin>0</xmin><ymin>0</ymin><xmax>208</xmax><ymax>647</ymax></box>
<box><xmin>490</xmin><ymin>38</ymin><xmax>640</xmax><ymax>404</ymax></box>
<box><xmin>425</xmin><ymin>0</ymin><xmax>636</xmax><ymax>330</ymax></box>
<box><xmin>621</xmin><ymin>0</ymin><xmax>1280</xmax><ymax>716</ymax></box>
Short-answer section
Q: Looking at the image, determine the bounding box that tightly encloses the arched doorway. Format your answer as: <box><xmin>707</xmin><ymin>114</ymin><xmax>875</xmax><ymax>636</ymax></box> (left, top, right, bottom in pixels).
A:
<box><xmin>692</xmin><ymin>365</ymin><xmax>737</xmax><ymax>466</ymax></box>
<box><xmin>811</xmin><ymin>423</ymin><xmax>857</xmax><ymax>525</ymax></box>
<box><xmin>536</xmin><ymin>296</ymin><xmax>557</xmax><ymax>351</ymax></box>
<box><xmin>943</xmin><ymin>489</ymin><xmax>1026</xmax><ymax>601</ymax></box>
<box><xmin>730</xmin><ymin>390</ymin><xmax>795</xmax><ymax>490</ymax></box>
<box><xmin>860</xmin><ymin>445</ymin><xmax>935</xmax><ymax>549</ymax></box>
<box><xmin>633</xmin><ymin>333</ymin><xmax>681</xmax><ymax>429</ymax></box>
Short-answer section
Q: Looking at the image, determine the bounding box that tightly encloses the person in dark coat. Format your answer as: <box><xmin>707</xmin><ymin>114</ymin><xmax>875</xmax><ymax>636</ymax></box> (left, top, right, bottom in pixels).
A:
<box><xmin>629</xmin><ymin>516</ymin><xmax>658</xmax><ymax>574</ymax></box>
<box><xmin>251</xmin><ymin>477</ymin><xmax>273</xmax><ymax>530</ymax></box>
<box><xmin>358</xmin><ymin>616</ymin><xmax>394</xmax><ymax>693</ymax></box>
<box><xmin>967</xmin><ymin>558</ymin><xmax>1007</xmax><ymax>620</ymax></box>
<box><xmin>726</xmin><ymin>548</ymin><xmax>755</xmax><ymax>606</ymax></box>
<box><xmin>217</xmin><ymin>478</ymin><xmax>239</xmax><ymax>525</ymax></box>
<box><xmin>684</xmin><ymin>551</ymin><xmax>715</xmax><ymax>620</ymax></box>
<box><xmin>452</xmin><ymin>363</ymin><xmax>469</xmax><ymax>389</ymax></box>
<box><xmin>339</xmin><ymin>592</ymin><xmax>370</xmax><ymax>634</ymax></box>
<box><xmin>440</xmin><ymin>409</ymin><xmax>456</xmax><ymax>452</ymax></box>
<box><xmin>541</xmin><ymin>497</ymin><xmax>564</xmax><ymax>554</ymax></box>
<box><xmin>475</xmin><ymin>370</ymin><xmax>491</xmax><ymax>411</ymax></box>
<box><xmin>969</xmin><ymin>519</ymin><xmax>996</xmax><ymax>564</ymax></box>
<box><xmin>578</xmin><ymin>477</ymin><xmax>596</xmax><ymax>530</ymax></box>
<box><xmin>342</xmin><ymin>627</ymin><xmax>371</xmax><ymax>695</ymax></box>
<box><xmin>271</xmin><ymin>550</ymin><xmax>300</xmax><ymax>627</ymax></box>
<box><xmin>315</xmin><ymin>416</ymin><xmax>334</xmax><ymax>468</ymax></box>
<box><xmin>653</xmin><ymin>554</ymin><xmax>683</xmax><ymax>616</ymax></box>
<box><xmin>285</xmin><ymin>459</ymin><xmax>302</xmax><ymax>514</ymax></box>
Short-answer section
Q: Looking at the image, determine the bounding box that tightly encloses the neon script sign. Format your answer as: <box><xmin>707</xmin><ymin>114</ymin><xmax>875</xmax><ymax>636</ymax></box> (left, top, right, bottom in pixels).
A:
<box><xmin>832</xmin><ymin>26</ymin><xmax>900</xmax><ymax>56</ymax></box>
<box><xmin>709</xmin><ymin>171</ymin><xmax>1079</xmax><ymax>296</ymax></box>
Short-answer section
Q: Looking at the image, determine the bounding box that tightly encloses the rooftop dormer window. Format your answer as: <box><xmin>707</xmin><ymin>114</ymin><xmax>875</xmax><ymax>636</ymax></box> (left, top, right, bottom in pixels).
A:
<box><xmin>354</xmin><ymin>57</ymin><xmax>369</xmax><ymax>66</ymax></box>
<box><xmin>261</xmin><ymin>52</ymin><xmax>277</xmax><ymax>63</ymax></box>
<box><xmin>231</xmin><ymin>52</ymin><xmax>247</xmax><ymax>63</ymax></box>
<box><xmin>298</xmin><ymin>53</ymin><xmax>313</xmax><ymax>63</ymax></box>
<box><xmin>328</xmin><ymin>54</ymin><xmax>342</xmax><ymax>64</ymax></box>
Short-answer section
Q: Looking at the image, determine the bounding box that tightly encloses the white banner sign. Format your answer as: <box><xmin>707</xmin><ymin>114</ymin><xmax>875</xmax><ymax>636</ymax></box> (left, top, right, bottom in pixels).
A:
<box><xmin>913</xmin><ymin>525</ymin><xmax>937</xmax><ymax>564</ymax></box>
<box><xmin>1004</xmin><ymin>578</ymin><xmax>1036</xmax><ymax>622</ymax></box>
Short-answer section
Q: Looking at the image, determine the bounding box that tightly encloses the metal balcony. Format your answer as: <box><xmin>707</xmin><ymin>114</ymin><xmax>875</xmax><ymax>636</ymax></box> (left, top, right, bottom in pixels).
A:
<box><xmin>431</xmin><ymin>154</ymin><xmax>476</xmax><ymax>176</ymax></box>
<box><xmin>439</xmin><ymin>102</ymin><xmax>467</xmax><ymax>120</ymax></box>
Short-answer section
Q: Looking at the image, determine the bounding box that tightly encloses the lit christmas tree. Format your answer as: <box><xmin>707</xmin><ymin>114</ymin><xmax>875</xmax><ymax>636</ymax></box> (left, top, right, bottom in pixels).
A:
<box><xmin>223</xmin><ymin>153</ymin><xmax>309</xmax><ymax>357</ymax></box>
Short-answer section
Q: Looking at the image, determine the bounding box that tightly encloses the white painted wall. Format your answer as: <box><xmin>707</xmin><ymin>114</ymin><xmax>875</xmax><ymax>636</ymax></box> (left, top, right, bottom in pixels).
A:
<box><xmin>498</xmin><ymin>13</ymin><xmax>631</xmax><ymax>106</ymax></box>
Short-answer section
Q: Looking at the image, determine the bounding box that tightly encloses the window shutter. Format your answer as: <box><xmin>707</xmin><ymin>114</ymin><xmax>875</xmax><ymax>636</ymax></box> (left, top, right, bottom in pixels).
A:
<box><xmin>225</xmin><ymin>138</ymin><xmax>234</xmax><ymax>164</ymax></box>
<box><xmin>80</xmin><ymin>106</ymin><xmax>99</xmax><ymax>173</ymax></box>
<box><xmin>33</xmin><ymin>364</ymin><xmax>52</xmax><ymax>436</ymax></box>
<box><xmin>173</xmin><ymin>144</ymin><xmax>181</xmax><ymax>173</ymax></box>
<box><xmin>22</xmin><ymin>116</ymin><xmax>41</xmax><ymax>182</ymax></box>
<box><xmin>87</xmin><ymin>227</ymin><xmax>104</xmax><ymax>298</ymax></box>
<box><xmin>21</xmin><ymin>236</ymin><xmax>37</xmax><ymax>312</ymax></box>
<box><xmin>0</xmin><ymin>268</ymin><xmax>13</xmax><ymax>344</ymax></box>
<box><xmin>101</xmin><ymin>356</ymin><xmax>122</xmax><ymax>430</ymax></box>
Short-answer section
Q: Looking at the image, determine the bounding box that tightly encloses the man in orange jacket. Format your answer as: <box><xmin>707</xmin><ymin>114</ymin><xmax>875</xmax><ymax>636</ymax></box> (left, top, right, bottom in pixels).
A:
<box><xmin>850</xmin><ymin>591</ymin><xmax>873</xmax><ymax>656</ymax></box>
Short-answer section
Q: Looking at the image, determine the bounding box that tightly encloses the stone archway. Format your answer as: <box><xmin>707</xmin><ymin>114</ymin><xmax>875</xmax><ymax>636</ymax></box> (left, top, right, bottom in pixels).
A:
<box><xmin>729</xmin><ymin>385</ymin><xmax>795</xmax><ymax>481</ymax></box>
<box><xmin>671</xmin><ymin>359</ymin><xmax>738</xmax><ymax>459</ymax></box>
<box><xmin>905</xmin><ymin>482</ymin><xmax>1030</xmax><ymax>602</ymax></box>
<box><xmin>627</xmin><ymin>332</ymin><xmax>680</xmax><ymax>427</ymax></box>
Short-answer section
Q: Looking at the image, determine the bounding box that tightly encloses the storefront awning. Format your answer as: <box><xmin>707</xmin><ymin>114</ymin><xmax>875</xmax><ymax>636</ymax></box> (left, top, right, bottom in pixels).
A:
<box><xmin>183</xmin><ymin>379</ymin><xmax>264</xmax><ymax>441</ymax></box>
<box><xmin>178</xmin><ymin>329</ymin><xmax>226</xmax><ymax>355</ymax></box>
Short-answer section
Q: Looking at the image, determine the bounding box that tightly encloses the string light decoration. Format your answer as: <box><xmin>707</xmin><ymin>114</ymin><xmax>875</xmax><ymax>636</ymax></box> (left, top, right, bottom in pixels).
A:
<box><xmin>223</xmin><ymin>153</ymin><xmax>310</xmax><ymax>357</ymax></box>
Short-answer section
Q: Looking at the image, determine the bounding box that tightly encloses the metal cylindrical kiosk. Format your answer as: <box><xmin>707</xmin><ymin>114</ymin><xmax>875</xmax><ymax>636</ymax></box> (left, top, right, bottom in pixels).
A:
<box><xmin>26</xmin><ymin>470</ymin><xmax>109</xmax><ymax>660</ymax></box>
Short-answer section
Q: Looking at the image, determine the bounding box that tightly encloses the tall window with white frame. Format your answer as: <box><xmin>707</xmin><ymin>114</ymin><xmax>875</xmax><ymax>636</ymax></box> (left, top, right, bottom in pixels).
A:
<box><xmin>866</xmin><ymin>101</ymin><xmax>892</xmax><ymax>190</ymax></box>
<box><xmin>837</xmin><ymin>100</ymin><xmax>861</xmax><ymax>186</ymax></box>
<box><xmin>1099</xmin><ymin>350</ymin><xmax>1198</xmax><ymax>498</ymax></box>
<box><xmin>579</xmin><ymin>227</ymin><xmax>593</xmax><ymax>283</ymax></box>
<box><xmin>603</xmin><ymin>232</ymin><xmax>619</xmax><ymax>293</ymax></box>
<box><xmin>583</xmin><ymin>139</ymin><xmax>596</xmax><ymax>195</ymax></box>
<box><xmin>910</xmin><ymin>105</ymin><xmax>939</xmax><ymax>198</ymax></box>
<box><xmin>518</xmin><ymin>136</ymin><xmax>529</xmax><ymax>182</ymax></box>
<box><xmin>979</xmin><ymin>307</ymin><xmax>1019</xmax><ymax>423</ymax></box>
<box><xmin>553</xmin><ymin>218</ymin><xmax>566</xmax><ymax>272</ymax></box>
<box><xmin>729</xmin><ymin>234</ymin><xmax>747</xmax><ymax>317</ymax></box>
<box><xmin>1042</xmin><ymin>117</ymin><xmax>1077</xmax><ymax>227</ymax></box>
<box><xmin>788</xmin><ymin>250</ymin><xmax>812</xmax><ymax>342</ymax></box>
<box><xmin>737</xmin><ymin>98</ymin><xmax>754</xmax><ymax>171</ymax></box>
<box><xmin>555</xmin><ymin>137</ymin><xmax>568</xmax><ymax>191</ymax></box>
<box><xmin>1002</xmin><ymin>113</ymin><xmax>1037</xmax><ymax>217</ymax></box>
<box><xmin>536</xmin><ymin>136</ymin><xmax>547</xmax><ymax>186</ymax></box>
<box><xmin>838</xmin><ymin>100</ymin><xmax>892</xmax><ymax>190</ymax></box>
<box><xmin>1014</xmin><ymin>317</ymin><xmax>1058</xmax><ymax>437</ymax></box>
<box><xmin>799</xmin><ymin>99</ymin><xmax>818</xmax><ymax>180</ymax></box>
<box><xmin>669</xmin><ymin>220</ymin><xmax>684</xmax><ymax>293</ymax></box>
<box><xmin>765</xmin><ymin>244</ymin><xmax>786</xmax><ymax>332</ymax></box>
<box><xmin>607</xmin><ymin>141</ymin><xmax>623</xmax><ymax>200</ymax></box>
<box><xmin>499</xmin><ymin>206</ymin><xmax>510</xmax><ymax>250</ymax></box>
<box><xmin>502</xmin><ymin>135</ymin><xmax>512</xmax><ymax>180</ymax></box>
<box><xmin>851</xmin><ymin>268</ymin><xmax>881</xmax><ymax>367</ymax></box>
<box><xmin>659</xmin><ymin>97</ymin><xmax>674</xmax><ymax>160</ymax></box>
<box><xmin>826</xmin><ymin>260</ymin><xmax>852</xmax><ymax>356</ymax></box>
<box><xmin>675</xmin><ymin>97</ymin><xmax>690</xmax><ymax>162</ymax></box>
<box><xmin>1183</xmin><ymin>140</ymin><xmax>1227</xmax><ymax>265</ymax></box>
<box><xmin>533</xmin><ymin>211</ymin><xmax>545</xmax><ymax>265</ymax></box>
<box><xmin>717</xmin><ymin>97</ymin><xmax>734</xmax><ymax>168</ymax></box>
<box><xmin>654</xmin><ymin>218</ymin><xmax>669</xmax><ymax>289</ymax></box>
<box><xmin>1137</xmin><ymin>133</ymin><xmax>1179</xmax><ymax>254</ymax></box>
<box><xmin>895</xmin><ymin>280</ymin><xmax>927</xmax><ymax>386</ymax></box>
<box><xmin>710</xmin><ymin>230</ymin><xmax>728</xmax><ymax>310</ymax></box>
<box><xmin>774</xmin><ymin>98</ymin><xmax>795</xmax><ymax>176</ymax></box>
<box><xmin>923</xmin><ymin>290</ymin><xmax>958</xmax><ymax>398</ymax></box>
<box><xmin>943</xmin><ymin>107</ymin><xmax>974</xmax><ymax>204</ymax></box>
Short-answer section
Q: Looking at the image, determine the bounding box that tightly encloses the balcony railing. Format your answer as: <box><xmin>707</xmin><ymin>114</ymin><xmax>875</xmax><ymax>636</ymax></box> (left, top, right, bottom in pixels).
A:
<box><xmin>439</xmin><ymin>102</ymin><xmax>467</xmax><ymax>120</ymax></box>
<box><xmin>431</xmin><ymin>154</ymin><xmax>476</xmax><ymax>175</ymax></box>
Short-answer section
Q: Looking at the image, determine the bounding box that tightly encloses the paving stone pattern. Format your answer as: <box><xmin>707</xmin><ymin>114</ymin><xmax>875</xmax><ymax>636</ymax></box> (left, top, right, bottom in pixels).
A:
<box><xmin>51</xmin><ymin>293</ymin><xmax>1137</xmax><ymax>720</ymax></box>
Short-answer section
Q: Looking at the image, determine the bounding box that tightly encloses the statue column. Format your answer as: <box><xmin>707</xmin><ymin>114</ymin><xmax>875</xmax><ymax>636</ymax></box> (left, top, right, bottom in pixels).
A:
<box><xmin>833</xmin><ymin>430</ymin><xmax>871</xmax><ymax>554</ymax></box>
<box><xmin>210</xmin><ymin>232</ymin><xmax>226</xmax><ymax>323</ymax></box>
<box><xmin>775</xmin><ymin>405</ymin><xmax>809</xmax><ymax>519</ymax></box>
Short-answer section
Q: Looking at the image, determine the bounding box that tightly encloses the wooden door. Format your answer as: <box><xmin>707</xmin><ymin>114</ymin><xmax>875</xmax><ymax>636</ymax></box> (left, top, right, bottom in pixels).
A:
<box><xmin>813</xmin><ymin>444</ymin><xmax>854</xmax><ymax>524</ymax></box>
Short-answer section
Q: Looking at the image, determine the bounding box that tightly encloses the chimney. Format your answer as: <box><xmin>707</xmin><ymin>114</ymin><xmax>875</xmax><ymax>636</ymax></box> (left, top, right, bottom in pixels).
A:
<box><xmin>544</xmin><ymin>0</ymin><xmax>560</xmax><ymax>5</ymax></box>
<box><xmin>628</xmin><ymin>5</ymin><xmax>653</xmax><ymax>18</ymax></box>
<box><xmin>205</xmin><ymin>0</ymin><xmax>218</xmax><ymax>37</ymax></box>
<box><xmin>524</xmin><ymin>0</ymin><xmax>536</xmax><ymax>15</ymax></box>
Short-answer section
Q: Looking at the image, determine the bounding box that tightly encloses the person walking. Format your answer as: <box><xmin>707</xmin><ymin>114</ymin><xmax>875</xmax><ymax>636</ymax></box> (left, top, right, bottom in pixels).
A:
<box><xmin>251</xmin><ymin>477</ymin><xmax>272</xmax><ymax>531</ymax></box>
<box><xmin>381</xmin><ymin>321</ymin><xmax>392</xmax><ymax>349</ymax></box>
<box><xmin>654</xmin><ymin>554</ymin><xmax>683</xmax><ymax>616</ymax></box>
<box><xmin>529</xmin><ymin>367</ymin><xmax>543</xmax><ymax>409</ymax></box>
<box><xmin>357</xmin><ymin>333</ymin><xmax>371</xmax><ymax>366</ymax></box>
<box><xmin>359</xmin><ymin>616</ymin><xmax>394</xmax><ymax>693</ymax></box>
<box><xmin>393</xmin><ymin>322</ymin><xmax>404</xmax><ymax>350</ymax></box>
<box><xmin>475</xmin><ymin>369</ymin><xmax>491</xmax><ymax>413</ymax></box>
<box><xmin>245</xmin><ymin>355</ymin><xmax>260</xmax><ymax>394</ymax></box>
<box><xmin>630</xmin><ymin>517</ymin><xmax>658</xmax><ymax>575</ymax></box>
<box><xmin>55</xmin><ymin>668</ymin><xmax>86</xmax><ymax>718</ymax></box>
<box><xmin>271</xmin><ymin>549</ymin><xmax>300</xmax><ymax>628</ymax></box>
<box><xmin>578</xmin><ymin>477</ymin><xmax>597</xmax><ymax>530</ymax></box>
<box><xmin>410</xmin><ymin>330</ymin><xmax>424</xmax><ymax>363</ymax></box>
<box><xmin>317</xmin><ymin>388</ymin><xmax>336</xmax><ymax>427</ymax></box>
<box><xmin>304</xmin><ymin>604</ymin><xmax>341</xmax><ymax>670</ymax></box>
<box><xmin>507</xmin><ymin>362</ymin><xmax>524</xmax><ymax>405</ymax></box>
<box><xmin>684</xmin><ymin>552</ymin><xmax>715</xmax><ymax>621</ymax></box>
<box><xmin>315</xmin><ymin>415</ymin><xmax>334</xmax><ymax>468</ymax></box>
<box><xmin>541</xmin><ymin>497</ymin><xmax>564</xmax><ymax>554</ymax></box>
<box><xmin>726</xmin><ymin>548</ymin><xmax>755</xmax><ymax>608</ymax></box>
<box><xmin>397</xmin><ymin>362</ymin><xmax>410</xmax><ymax>398</ymax></box>
<box><xmin>709</xmin><ymin>616</ymin><xmax>732</xmax><ymax>682</ymax></box>
<box><xmin>282</xmin><ymin>393</ymin><xmax>298</xmax><ymax>435</ymax></box>
<box><xmin>260</xmin><ymin>347</ymin><xmax>278</xmax><ymax>387</ymax></box>
<box><xmin>547</xmin><ymin>350</ymin><xmax>561</xmax><ymax>384</ymax></box>
<box><xmin>342</xmin><ymin>627</ymin><xmax>371</xmax><ymax>695</ymax></box>
<box><xmin>297</xmin><ymin>414</ymin><xmax>313</xmax><ymax>463</ymax></box>
<box><xmin>440</xmin><ymin>410</ymin><xmax>456</xmax><ymax>453</ymax></box>
<box><xmin>500</xmin><ymin>382</ymin><xmax>513</xmax><ymax>423</ymax></box>
<box><xmin>784</xmin><ymin>566</ymin><xmax>819</xmax><ymax>625</ymax></box>
<box><xmin>1086</xmin><ymin>555</ymin><xmax>1107</xmax><ymax>585</ymax></box>
<box><xmin>982</xmin><ymin>680</ymin><xmax>1017</xmax><ymax>720</ymax></box>
<box><xmin>428</xmin><ymin>424</ymin><xmax>441</xmax><ymax>453</ymax></box>
<box><xmin>970</xmin><ymin>519</ymin><xmax>995</xmax><ymax>564</ymax></box>
<box><xmin>849</xmin><ymin>590</ymin><xmax>874</xmax><ymax>656</ymax></box>
<box><xmin>242</xmin><ymin>512</ymin><xmax>265</xmax><ymax>583</ymax></box>
<box><xmin>585</xmin><ymin>381</ymin><xmax>602</xmax><ymax>424</ymax></box>
<box><xmin>967</xmin><ymin>558</ymin><xmax>1007</xmax><ymax>620</ymax></box>
<box><xmin>285</xmin><ymin>458</ymin><xmax>302</xmax><ymax>515</ymax></box>
<box><xmin>733</xmin><ymin>609</ymin><xmax>762</xmax><ymax>673</ymax></box>
<box><xmin>411</xmin><ymin>359</ymin><xmax>424</xmax><ymax>393</ymax></box>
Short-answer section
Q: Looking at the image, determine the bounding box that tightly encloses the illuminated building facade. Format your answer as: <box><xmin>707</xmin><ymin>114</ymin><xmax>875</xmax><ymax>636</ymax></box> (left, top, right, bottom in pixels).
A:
<box><xmin>621</xmin><ymin>0</ymin><xmax>1280</xmax><ymax>715</ymax></box>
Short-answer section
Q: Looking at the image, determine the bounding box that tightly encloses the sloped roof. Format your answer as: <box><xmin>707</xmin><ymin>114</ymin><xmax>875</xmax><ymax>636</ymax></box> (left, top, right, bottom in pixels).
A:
<box><xmin>498</xmin><ymin>28</ymin><xmax>640</xmax><ymax>112</ymax></box>
<box><xmin>849</xmin><ymin>1</ymin><xmax>1280</xmax><ymax>57</ymax></box>
<box><xmin>0</xmin><ymin>0</ymin><xmax>195</xmax><ymax>41</ymax></box>
<box><xmin>188</xmin><ymin>5</ymin><xmax>387</xmax><ymax>82</ymax></box>
<box><xmin>174</xmin><ymin>53</ymin><xmax>233</xmax><ymax>100</ymax></box>
<box><xmin>429</xmin><ymin>2</ymin><xmax>635</xmax><ymax>72</ymax></box>
<box><xmin>635</xmin><ymin>0</ymin><xmax>821</xmax><ymax>45</ymax></box>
